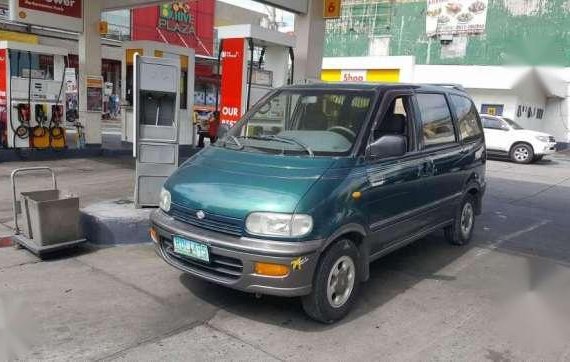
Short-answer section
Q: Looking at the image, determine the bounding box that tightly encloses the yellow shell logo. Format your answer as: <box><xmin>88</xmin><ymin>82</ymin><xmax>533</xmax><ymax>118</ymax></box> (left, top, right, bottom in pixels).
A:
<box><xmin>19</xmin><ymin>11</ymin><xmax>26</xmax><ymax>19</ymax></box>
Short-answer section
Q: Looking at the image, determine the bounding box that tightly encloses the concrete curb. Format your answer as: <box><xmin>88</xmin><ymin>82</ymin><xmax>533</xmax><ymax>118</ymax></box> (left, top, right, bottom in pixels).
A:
<box><xmin>80</xmin><ymin>199</ymin><xmax>154</xmax><ymax>244</ymax></box>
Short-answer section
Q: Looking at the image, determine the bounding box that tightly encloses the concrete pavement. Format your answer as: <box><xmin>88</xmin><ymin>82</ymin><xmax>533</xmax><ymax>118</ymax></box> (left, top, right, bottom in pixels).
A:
<box><xmin>1</xmin><ymin>154</ymin><xmax>570</xmax><ymax>360</ymax></box>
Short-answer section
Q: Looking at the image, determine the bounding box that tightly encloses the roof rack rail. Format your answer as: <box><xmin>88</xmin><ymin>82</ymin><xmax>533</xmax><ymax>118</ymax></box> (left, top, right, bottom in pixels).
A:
<box><xmin>427</xmin><ymin>83</ymin><xmax>467</xmax><ymax>92</ymax></box>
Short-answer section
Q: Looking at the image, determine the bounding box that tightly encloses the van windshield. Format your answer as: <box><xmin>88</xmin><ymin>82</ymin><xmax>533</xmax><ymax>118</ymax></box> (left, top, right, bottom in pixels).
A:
<box><xmin>217</xmin><ymin>89</ymin><xmax>375</xmax><ymax>156</ymax></box>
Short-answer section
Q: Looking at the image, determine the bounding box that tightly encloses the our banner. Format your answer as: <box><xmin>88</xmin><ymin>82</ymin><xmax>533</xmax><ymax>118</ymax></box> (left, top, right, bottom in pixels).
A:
<box><xmin>426</xmin><ymin>0</ymin><xmax>488</xmax><ymax>36</ymax></box>
<box><xmin>219</xmin><ymin>38</ymin><xmax>246</xmax><ymax>125</ymax></box>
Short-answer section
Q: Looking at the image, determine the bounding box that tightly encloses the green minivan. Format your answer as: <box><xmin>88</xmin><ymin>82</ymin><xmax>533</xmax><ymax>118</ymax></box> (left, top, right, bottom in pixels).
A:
<box><xmin>150</xmin><ymin>83</ymin><xmax>486</xmax><ymax>323</ymax></box>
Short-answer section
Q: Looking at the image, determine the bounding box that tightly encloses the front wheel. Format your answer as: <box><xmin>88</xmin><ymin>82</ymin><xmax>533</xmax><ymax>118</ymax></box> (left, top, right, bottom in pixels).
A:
<box><xmin>510</xmin><ymin>143</ymin><xmax>534</xmax><ymax>164</ymax></box>
<box><xmin>445</xmin><ymin>194</ymin><xmax>476</xmax><ymax>246</ymax></box>
<box><xmin>302</xmin><ymin>239</ymin><xmax>360</xmax><ymax>323</ymax></box>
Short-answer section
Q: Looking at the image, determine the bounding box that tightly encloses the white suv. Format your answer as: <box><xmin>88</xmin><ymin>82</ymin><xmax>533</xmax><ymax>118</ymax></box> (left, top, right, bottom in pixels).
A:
<box><xmin>481</xmin><ymin>114</ymin><xmax>557</xmax><ymax>163</ymax></box>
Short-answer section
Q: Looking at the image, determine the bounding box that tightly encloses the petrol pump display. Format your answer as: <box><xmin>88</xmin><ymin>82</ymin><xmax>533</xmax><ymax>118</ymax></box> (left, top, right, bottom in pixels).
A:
<box><xmin>0</xmin><ymin>42</ymin><xmax>67</xmax><ymax>150</ymax></box>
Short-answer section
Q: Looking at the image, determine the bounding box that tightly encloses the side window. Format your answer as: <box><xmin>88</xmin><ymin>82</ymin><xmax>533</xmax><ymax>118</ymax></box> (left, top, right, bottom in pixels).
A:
<box><xmin>416</xmin><ymin>93</ymin><xmax>456</xmax><ymax>148</ymax></box>
<box><xmin>482</xmin><ymin>117</ymin><xmax>504</xmax><ymax>130</ymax></box>
<box><xmin>373</xmin><ymin>96</ymin><xmax>414</xmax><ymax>151</ymax></box>
<box><xmin>450</xmin><ymin>95</ymin><xmax>483</xmax><ymax>142</ymax></box>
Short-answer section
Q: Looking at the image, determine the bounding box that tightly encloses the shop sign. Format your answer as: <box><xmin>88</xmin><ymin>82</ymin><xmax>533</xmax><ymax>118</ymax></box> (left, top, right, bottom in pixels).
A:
<box><xmin>158</xmin><ymin>2</ymin><xmax>194</xmax><ymax>35</ymax></box>
<box><xmin>219</xmin><ymin>38</ymin><xmax>245</xmax><ymax>125</ymax></box>
<box><xmin>426</xmin><ymin>0</ymin><xmax>489</xmax><ymax>36</ymax></box>
<box><xmin>341</xmin><ymin>70</ymin><xmax>366</xmax><ymax>82</ymax></box>
<box><xmin>10</xmin><ymin>0</ymin><xmax>83</xmax><ymax>32</ymax></box>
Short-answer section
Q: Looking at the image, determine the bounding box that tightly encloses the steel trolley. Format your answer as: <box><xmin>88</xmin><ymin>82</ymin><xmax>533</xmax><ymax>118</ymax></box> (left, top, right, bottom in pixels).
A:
<box><xmin>11</xmin><ymin>167</ymin><xmax>87</xmax><ymax>257</ymax></box>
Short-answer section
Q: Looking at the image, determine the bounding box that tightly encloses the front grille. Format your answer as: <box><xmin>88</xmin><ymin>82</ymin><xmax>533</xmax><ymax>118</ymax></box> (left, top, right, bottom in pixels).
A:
<box><xmin>549</xmin><ymin>136</ymin><xmax>556</xmax><ymax>143</ymax></box>
<box><xmin>161</xmin><ymin>238</ymin><xmax>243</xmax><ymax>281</ymax></box>
<box><xmin>169</xmin><ymin>204</ymin><xmax>243</xmax><ymax>236</ymax></box>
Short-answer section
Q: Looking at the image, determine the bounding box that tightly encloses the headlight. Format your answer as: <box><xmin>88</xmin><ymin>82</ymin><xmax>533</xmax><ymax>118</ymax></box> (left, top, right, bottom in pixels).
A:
<box><xmin>246</xmin><ymin>212</ymin><xmax>313</xmax><ymax>237</ymax></box>
<box><xmin>159</xmin><ymin>187</ymin><xmax>171</xmax><ymax>212</ymax></box>
<box><xmin>536</xmin><ymin>136</ymin><xmax>549</xmax><ymax>142</ymax></box>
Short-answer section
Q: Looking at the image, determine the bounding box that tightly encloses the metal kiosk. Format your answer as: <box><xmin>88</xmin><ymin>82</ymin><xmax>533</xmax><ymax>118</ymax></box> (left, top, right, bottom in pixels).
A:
<box><xmin>133</xmin><ymin>55</ymin><xmax>180</xmax><ymax>208</ymax></box>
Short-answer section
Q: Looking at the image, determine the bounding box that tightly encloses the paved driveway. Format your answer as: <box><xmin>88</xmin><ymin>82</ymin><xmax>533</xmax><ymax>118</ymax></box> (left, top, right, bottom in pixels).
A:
<box><xmin>1</xmin><ymin>155</ymin><xmax>570</xmax><ymax>361</ymax></box>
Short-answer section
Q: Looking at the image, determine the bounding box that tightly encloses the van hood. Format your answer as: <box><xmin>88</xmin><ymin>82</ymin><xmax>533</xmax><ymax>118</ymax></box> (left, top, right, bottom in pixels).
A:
<box><xmin>164</xmin><ymin>147</ymin><xmax>335</xmax><ymax>219</ymax></box>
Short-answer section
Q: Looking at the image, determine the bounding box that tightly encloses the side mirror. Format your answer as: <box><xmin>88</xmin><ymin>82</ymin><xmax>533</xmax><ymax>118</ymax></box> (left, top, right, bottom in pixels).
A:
<box><xmin>367</xmin><ymin>135</ymin><xmax>406</xmax><ymax>159</ymax></box>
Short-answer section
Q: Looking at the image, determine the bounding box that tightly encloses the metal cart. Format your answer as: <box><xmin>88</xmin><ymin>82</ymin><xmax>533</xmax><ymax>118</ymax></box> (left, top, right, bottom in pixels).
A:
<box><xmin>11</xmin><ymin>167</ymin><xmax>87</xmax><ymax>257</ymax></box>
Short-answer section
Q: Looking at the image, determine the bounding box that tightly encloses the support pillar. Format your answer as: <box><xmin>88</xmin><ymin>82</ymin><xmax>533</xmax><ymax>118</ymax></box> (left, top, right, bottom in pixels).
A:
<box><xmin>78</xmin><ymin>0</ymin><xmax>102</xmax><ymax>145</ymax></box>
<box><xmin>293</xmin><ymin>0</ymin><xmax>325</xmax><ymax>83</ymax></box>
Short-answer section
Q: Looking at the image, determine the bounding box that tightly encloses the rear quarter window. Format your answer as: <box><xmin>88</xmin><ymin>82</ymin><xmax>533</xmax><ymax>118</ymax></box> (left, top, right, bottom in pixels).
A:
<box><xmin>416</xmin><ymin>93</ymin><xmax>456</xmax><ymax>148</ymax></box>
<box><xmin>450</xmin><ymin>95</ymin><xmax>483</xmax><ymax>142</ymax></box>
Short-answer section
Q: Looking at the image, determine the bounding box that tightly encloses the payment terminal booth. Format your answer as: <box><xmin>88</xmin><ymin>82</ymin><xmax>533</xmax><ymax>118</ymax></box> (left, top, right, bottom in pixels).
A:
<box><xmin>122</xmin><ymin>41</ymin><xmax>194</xmax><ymax>147</ymax></box>
<box><xmin>133</xmin><ymin>55</ymin><xmax>180</xmax><ymax>208</ymax></box>
<box><xmin>216</xmin><ymin>25</ymin><xmax>295</xmax><ymax>130</ymax></box>
<box><xmin>0</xmin><ymin>41</ymin><xmax>67</xmax><ymax>149</ymax></box>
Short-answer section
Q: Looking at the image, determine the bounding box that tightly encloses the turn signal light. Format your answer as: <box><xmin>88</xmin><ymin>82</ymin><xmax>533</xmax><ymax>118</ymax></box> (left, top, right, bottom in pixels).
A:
<box><xmin>254</xmin><ymin>262</ymin><xmax>289</xmax><ymax>277</ymax></box>
<box><xmin>149</xmin><ymin>227</ymin><xmax>159</xmax><ymax>243</ymax></box>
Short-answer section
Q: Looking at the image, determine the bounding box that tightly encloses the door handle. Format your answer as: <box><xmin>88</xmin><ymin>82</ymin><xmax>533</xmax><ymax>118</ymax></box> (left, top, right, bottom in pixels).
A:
<box><xmin>419</xmin><ymin>160</ymin><xmax>435</xmax><ymax>177</ymax></box>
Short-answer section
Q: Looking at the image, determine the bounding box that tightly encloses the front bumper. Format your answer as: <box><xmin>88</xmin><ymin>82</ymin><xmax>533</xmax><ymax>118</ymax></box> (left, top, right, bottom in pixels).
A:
<box><xmin>150</xmin><ymin>209</ymin><xmax>323</xmax><ymax>297</ymax></box>
<box><xmin>537</xmin><ymin>142</ymin><xmax>557</xmax><ymax>155</ymax></box>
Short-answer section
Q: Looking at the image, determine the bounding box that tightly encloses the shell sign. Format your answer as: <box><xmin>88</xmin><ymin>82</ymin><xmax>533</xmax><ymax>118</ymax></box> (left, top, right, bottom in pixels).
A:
<box><xmin>323</xmin><ymin>0</ymin><xmax>341</xmax><ymax>19</ymax></box>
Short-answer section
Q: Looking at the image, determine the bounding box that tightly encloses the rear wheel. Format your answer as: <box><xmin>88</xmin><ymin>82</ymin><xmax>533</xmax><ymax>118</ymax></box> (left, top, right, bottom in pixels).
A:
<box><xmin>510</xmin><ymin>143</ymin><xmax>534</xmax><ymax>164</ymax></box>
<box><xmin>445</xmin><ymin>194</ymin><xmax>476</xmax><ymax>246</ymax></box>
<box><xmin>302</xmin><ymin>239</ymin><xmax>360</xmax><ymax>323</ymax></box>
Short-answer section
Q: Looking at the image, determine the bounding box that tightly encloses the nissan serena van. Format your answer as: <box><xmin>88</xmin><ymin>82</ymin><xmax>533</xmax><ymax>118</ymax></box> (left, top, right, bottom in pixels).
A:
<box><xmin>150</xmin><ymin>83</ymin><xmax>486</xmax><ymax>323</ymax></box>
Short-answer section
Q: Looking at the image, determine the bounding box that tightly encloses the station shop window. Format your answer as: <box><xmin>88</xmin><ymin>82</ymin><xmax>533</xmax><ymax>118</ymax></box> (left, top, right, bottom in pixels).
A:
<box><xmin>9</xmin><ymin>51</ymin><xmax>54</xmax><ymax>80</ymax></box>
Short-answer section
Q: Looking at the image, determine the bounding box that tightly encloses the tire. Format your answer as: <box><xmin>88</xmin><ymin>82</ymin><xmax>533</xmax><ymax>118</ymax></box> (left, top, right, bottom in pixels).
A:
<box><xmin>510</xmin><ymin>143</ymin><xmax>534</xmax><ymax>164</ymax></box>
<box><xmin>445</xmin><ymin>194</ymin><xmax>476</xmax><ymax>246</ymax></box>
<box><xmin>302</xmin><ymin>239</ymin><xmax>360</xmax><ymax>323</ymax></box>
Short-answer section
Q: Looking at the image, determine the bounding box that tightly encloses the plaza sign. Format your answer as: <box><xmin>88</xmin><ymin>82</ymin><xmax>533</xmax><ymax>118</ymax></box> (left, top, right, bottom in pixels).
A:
<box><xmin>158</xmin><ymin>2</ymin><xmax>194</xmax><ymax>35</ymax></box>
<box><xmin>9</xmin><ymin>0</ymin><xmax>83</xmax><ymax>32</ymax></box>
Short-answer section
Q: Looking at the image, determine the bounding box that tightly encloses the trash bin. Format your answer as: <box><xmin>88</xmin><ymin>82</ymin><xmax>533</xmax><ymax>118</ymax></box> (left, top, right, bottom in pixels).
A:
<box><xmin>20</xmin><ymin>190</ymin><xmax>82</xmax><ymax>246</ymax></box>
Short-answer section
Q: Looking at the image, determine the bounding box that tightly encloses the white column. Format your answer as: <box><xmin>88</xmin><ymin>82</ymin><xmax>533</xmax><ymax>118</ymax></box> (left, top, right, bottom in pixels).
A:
<box><xmin>293</xmin><ymin>0</ymin><xmax>325</xmax><ymax>83</ymax></box>
<box><xmin>78</xmin><ymin>0</ymin><xmax>102</xmax><ymax>145</ymax></box>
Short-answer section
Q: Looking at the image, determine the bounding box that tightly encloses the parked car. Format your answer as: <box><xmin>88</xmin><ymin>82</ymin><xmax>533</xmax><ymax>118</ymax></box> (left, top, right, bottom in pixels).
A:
<box><xmin>481</xmin><ymin>114</ymin><xmax>557</xmax><ymax>163</ymax></box>
<box><xmin>150</xmin><ymin>83</ymin><xmax>486</xmax><ymax>323</ymax></box>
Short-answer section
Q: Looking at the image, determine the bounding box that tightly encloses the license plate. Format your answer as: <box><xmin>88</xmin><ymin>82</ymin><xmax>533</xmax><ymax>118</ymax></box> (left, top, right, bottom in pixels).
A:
<box><xmin>173</xmin><ymin>236</ymin><xmax>210</xmax><ymax>262</ymax></box>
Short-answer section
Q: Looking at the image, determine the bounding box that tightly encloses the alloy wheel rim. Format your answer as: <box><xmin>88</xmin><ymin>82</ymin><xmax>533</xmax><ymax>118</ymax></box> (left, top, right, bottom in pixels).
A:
<box><xmin>514</xmin><ymin>147</ymin><xmax>529</xmax><ymax>161</ymax></box>
<box><xmin>326</xmin><ymin>255</ymin><xmax>356</xmax><ymax>308</ymax></box>
<box><xmin>460</xmin><ymin>202</ymin><xmax>474</xmax><ymax>238</ymax></box>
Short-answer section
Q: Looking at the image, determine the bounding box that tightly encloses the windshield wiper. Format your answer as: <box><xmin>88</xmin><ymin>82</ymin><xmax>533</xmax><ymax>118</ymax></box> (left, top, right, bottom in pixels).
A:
<box><xmin>222</xmin><ymin>135</ymin><xmax>244</xmax><ymax>150</ymax></box>
<box><xmin>250</xmin><ymin>135</ymin><xmax>314</xmax><ymax>157</ymax></box>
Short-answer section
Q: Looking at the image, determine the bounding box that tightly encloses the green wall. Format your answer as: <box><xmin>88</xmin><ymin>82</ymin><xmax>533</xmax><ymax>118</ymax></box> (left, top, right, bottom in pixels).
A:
<box><xmin>324</xmin><ymin>0</ymin><xmax>570</xmax><ymax>66</ymax></box>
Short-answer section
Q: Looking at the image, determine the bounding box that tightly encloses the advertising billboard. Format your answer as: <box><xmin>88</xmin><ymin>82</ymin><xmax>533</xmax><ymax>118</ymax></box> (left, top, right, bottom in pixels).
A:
<box><xmin>426</xmin><ymin>0</ymin><xmax>488</xmax><ymax>36</ymax></box>
<box><xmin>219</xmin><ymin>38</ymin><xmax>246</xmax><ymax>125</ymax></box>
<box><xmin>10</xmin><ymin>0</ymin><xmax>83</xmax><ymax>32</ymax></box>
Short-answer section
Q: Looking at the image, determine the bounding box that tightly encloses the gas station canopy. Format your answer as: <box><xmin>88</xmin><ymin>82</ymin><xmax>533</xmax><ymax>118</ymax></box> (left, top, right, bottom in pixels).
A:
<box><xmin>101</xmin><ymin>0</ymin><xmax>309</xmax><ymax>14</ymax></box>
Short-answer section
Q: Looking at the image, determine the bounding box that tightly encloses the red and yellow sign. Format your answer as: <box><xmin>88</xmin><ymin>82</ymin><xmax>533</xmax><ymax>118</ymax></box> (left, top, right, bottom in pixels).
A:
<box><xmin>323</xmin><ymin>0</ymin><xmax>341</xmax><ymax>19</ymax></box>
<box><xmin>219</xmin><ymin>38</ymin><xmax>245</xmax><ymax>125</ymax></box>
<box><xmin>18</xmin><ymin>0</ymin><xmax>82</xmax><ymax>18</ymax></box>
<box><xmin>0</xmin><ymin>49</ymin><xmax>7</xmax><ymax>145</ymax></box>
<box><xmin>99</xmin><ymin>21</ymin><xmax>108</xmax><ymax>35</ymax></box>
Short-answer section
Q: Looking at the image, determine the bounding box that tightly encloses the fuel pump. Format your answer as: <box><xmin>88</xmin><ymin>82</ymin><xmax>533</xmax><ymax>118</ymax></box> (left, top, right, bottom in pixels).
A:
<box><xmin>49</xmin><ymin>104</ymin><xmax>65</xmax><ymax>149</ymax></box>
<box><xmin>0</xmin><ymin>41</ymin><xmax>67</xmax><ymax>149</ymax></box>
<box><xmin>216</xmin><ymin>25</ymin><xmax>295</xmax><ymax>132</ymax></box>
